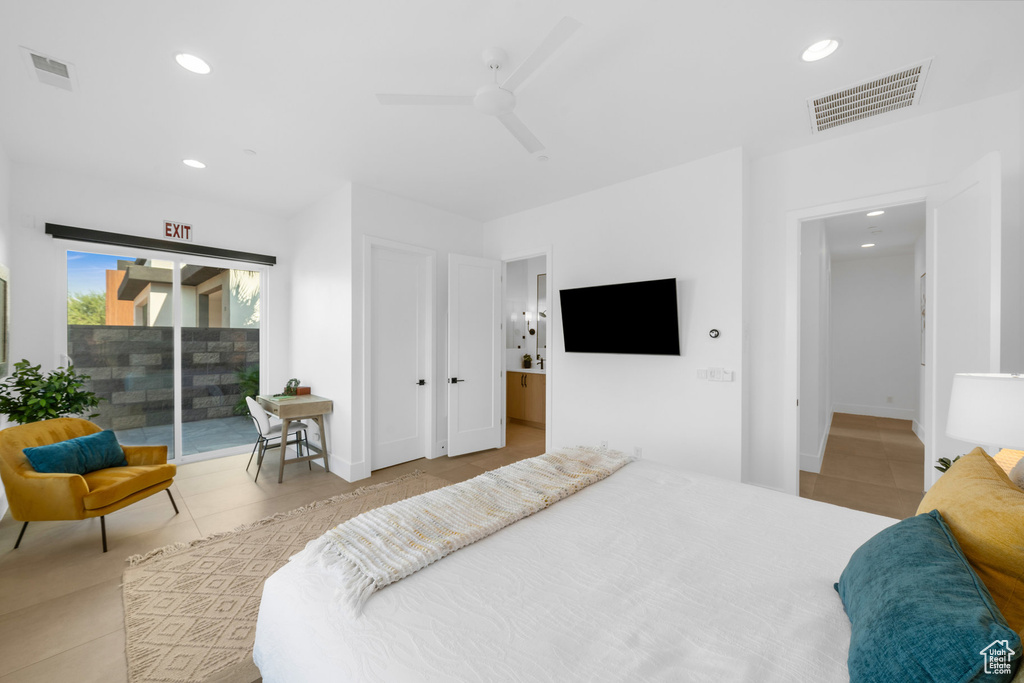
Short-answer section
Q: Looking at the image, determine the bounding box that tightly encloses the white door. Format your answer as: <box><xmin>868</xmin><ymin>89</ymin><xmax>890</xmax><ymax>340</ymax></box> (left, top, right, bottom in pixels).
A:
<box><xmin>448</xmin><ymin>254</ymin><xmax>502</xmax><ymax>456</ymax></box>
<box><xmin>370</xmin><ymin>244</ymin><xmax>432</xmax><ymax>469</ymax></box>
<box><xmin>926</xmin><ymin>152</ymin><xmax>1001</xmax><ymax>489</ymax></box>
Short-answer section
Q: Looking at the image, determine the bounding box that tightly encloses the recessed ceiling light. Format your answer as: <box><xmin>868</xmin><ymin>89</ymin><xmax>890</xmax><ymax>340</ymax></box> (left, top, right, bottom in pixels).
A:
<box><xmin>182</xmin><ymin>159</ymin><xmax>206</xmax><ymax>169</ymax></box>
<box><xmin>536</xmin><ymin>155</ymin><xmax>549</xmax><ymax>162</ymax></box>
<box><xmin>243</xmin><ymin>149</ymin><xmax>257</xmax><ymax>156</ymax></box>
<box><xmin>867</xmin><ymin>210</ymin><xmax>885</xmax><ymax>217</ymax></box>
<box><xmin>801</xmin><ymin>39</ymin><xmax>839</xmax><ymax>62</ymax></box>
<box><xmin>861</xmin><ymin>243</ymin><xmax>875</xmax><ymax>248</ymax></box>
<box><xmin>175</xmin><ymin>53</ymin><xmax>211</xmax><ymax>75</ymax></box>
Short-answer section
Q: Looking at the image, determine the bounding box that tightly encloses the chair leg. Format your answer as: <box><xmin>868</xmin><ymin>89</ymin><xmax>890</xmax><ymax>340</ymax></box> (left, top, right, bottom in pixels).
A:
<box><xmin>100</xmin><ymin>516</ymin><xmax>107</xmax><ymax>553</ymax></box>
<box><xmin>167</xmin><ymin>489</ymin><xmax>179</xmax><ymax>515</ymax></box>
<box><xmin>13</xmin><ymin>521</ymin><xmax>28</xmax><ymax>550</ymax></box>
<box><xmin>246</xmin><ymin>439</ymin><xmax>259</xmax><ymax>470</ymax></box>
<box><xmin>254</xmin><ymin>440</ymin><xmax>266</xmax><ymax>482</ymax></box>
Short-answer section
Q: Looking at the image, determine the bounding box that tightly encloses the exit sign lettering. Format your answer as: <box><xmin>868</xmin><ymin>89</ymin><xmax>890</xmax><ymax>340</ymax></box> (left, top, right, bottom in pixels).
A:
<box><xmin>164</xmin><ymin>221</ymin><xmax>193</xmax><ymax>242</ymax></box>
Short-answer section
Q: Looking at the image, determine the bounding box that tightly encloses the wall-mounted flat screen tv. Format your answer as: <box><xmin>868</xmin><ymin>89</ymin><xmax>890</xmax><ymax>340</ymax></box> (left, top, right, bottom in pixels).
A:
<box><xmin>560</xmin><ymin>278</ymin><xmax>680</xmax><ymax>355</ymax></box>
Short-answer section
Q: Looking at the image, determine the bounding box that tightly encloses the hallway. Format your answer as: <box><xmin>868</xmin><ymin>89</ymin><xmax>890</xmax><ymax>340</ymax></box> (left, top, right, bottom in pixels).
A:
<box><xmin>800</xmin><ymin>413</ymin><xmax>925</xmax><ymax>519</ymax></box>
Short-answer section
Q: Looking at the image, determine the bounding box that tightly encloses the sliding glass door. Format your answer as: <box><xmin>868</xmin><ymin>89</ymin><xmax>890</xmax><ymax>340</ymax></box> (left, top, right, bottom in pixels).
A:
<box><xmin>64</xmin><ymin>246</ymin><xmax>267</xmax><ymax>462</ymax></box>
<box><xmin>178</xmin><ymin>262</ymin><xmax>262</xmax><ymax>456</ymax></box>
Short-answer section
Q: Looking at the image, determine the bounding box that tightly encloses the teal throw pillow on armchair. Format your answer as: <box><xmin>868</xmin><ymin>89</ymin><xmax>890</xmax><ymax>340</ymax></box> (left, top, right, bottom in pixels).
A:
<box><xmin>24</xmin><ymin>429</ymin><xmax>128</xmax><ymax>475</ymax></box>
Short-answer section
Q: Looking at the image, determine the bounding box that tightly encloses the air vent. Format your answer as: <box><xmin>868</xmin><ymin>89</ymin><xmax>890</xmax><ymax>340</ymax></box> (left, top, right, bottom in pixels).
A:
<box><xmin>21</xmin><ymin>47</ymin><xmax>76</xmax><ymax>91</ymax></box>
<box><xmin>808</xmin><ymin>59</ymin><xmax>931</xmax><ymax>133</ymax></box>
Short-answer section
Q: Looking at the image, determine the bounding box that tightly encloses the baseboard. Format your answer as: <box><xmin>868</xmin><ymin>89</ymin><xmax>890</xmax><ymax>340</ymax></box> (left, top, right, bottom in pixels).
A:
<box><xmin>832</xmin><ymin>403</ymin><xmax>916</xmax><ymax>421</ymax></box>
<box><xmin>800</xmin><ymin>409</ymin><xmax>833</xmax><ymax>474</ymax></box>
<box><xmin>912</xmin><ymin>419</ymin><xmax>924</xmax><ymax>441</ymax></box>
<box><xmin>509</xmin><ymin>417</ymin><xmax>544</xmax><ymax>429</ymax></box>
<box><xmin>328</xmin><ymin>456</ymin><xmax>370</xmax><ymax>483</ymax></box>
<box><xmin>800</xmin><ymin>453</ymin><xmax>821</xmax><ymax>473</ymax></box>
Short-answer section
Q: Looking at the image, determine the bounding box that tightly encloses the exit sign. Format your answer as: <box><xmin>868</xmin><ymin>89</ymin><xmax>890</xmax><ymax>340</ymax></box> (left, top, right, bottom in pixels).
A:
<box><xmin>164</xmin><ymin>221</ymin><xmax>193</xmax><ymax>242</ymax></box>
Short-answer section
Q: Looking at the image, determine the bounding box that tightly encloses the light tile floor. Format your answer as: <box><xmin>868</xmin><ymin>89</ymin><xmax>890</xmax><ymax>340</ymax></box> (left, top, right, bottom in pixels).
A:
<box><xmin>799</xmin><ymin>413</ymin><xmax>925</xmax><ymax>519</ymax></box>
<box><xmin>0</xmin><ymin>423</ymin><xmax>546</xmax><ymax>683</ymax></box>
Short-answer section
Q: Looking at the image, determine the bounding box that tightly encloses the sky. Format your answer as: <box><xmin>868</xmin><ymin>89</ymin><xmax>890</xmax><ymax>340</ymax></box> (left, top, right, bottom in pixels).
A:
<box><xmin>67</xmin><ymin>250</ymin><xmax>131</xmax><ymax>295</ymax></box>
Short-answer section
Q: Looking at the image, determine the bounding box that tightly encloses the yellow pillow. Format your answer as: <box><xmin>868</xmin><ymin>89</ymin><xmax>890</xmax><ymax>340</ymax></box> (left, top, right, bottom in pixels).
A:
<box><xmin>917</xmin><ymin>448</ymin><xmax>1024</xmax><ymax>635</ymax></box>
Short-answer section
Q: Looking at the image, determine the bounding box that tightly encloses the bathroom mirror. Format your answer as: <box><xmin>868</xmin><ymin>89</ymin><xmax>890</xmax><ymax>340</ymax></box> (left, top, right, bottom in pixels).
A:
<box><xmin>536</xmin><ymin>273</ymin><xmax>547</xmax><ymax>360</ymax></box>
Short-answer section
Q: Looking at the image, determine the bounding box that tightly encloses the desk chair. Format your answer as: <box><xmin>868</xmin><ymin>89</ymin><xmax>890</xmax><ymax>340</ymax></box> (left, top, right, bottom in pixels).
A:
<box><xmin>245</xmin><ymin>396</ymin><xmax>310</xmax><ymax>482</ymax></box>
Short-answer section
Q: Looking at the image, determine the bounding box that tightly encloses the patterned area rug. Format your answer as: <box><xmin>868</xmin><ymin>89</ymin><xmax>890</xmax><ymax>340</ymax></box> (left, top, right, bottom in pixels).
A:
<box><xmin>122</xmin><ymin>472</ymin><xmax>449</xmax><ymax>683</ymax></box>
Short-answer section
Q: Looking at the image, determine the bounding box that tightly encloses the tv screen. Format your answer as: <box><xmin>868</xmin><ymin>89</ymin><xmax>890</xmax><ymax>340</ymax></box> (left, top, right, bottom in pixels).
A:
<box><xmin>560</xmin><ymin>278</ymin><xmax>680</xmax><ymax>355</ymax></box>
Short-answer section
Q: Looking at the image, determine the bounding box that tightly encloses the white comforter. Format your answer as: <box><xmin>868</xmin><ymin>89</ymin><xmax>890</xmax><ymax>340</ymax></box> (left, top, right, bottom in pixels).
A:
<box><xmin>254</xmin><ymin>460</ymin><xmax>894</xmax><ymax>682</ymax></box>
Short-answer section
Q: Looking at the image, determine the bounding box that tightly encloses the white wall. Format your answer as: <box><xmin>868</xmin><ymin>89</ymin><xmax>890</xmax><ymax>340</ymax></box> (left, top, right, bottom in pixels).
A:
<box><xmin>830</xmin><ymin>253</ymin><xmax>919</xmax><ymax>420</ymax></box>
<box><xmin>744</xmin><ymin>89</ymin><xmax>1023</xmax><ymax>493</ymax></box>
<box><xmin>0</xmin><ymin>142</ymin><xmax>9</xmax><ymax>270</ymax></box>
<box><xmin>287</xmin><ymin>185</ymin><xmax>354</xmax><ymax>475</ymax></box>
<box><xmin>484</xmin><ymin>148</ymin><xmax>744</xmax><ymax>481</ymax></box>
<box><xmin>799</xmin><ymin>220</ymin><xmax>831</xmax><ymax>472</ymax></box>
<box><xmin>7</xmin><ymin>162</ymin><xmax>293</xmax><ymax>393</ymax></box>
<box><xmin>0</xmin><ymin>141</ymin><xmax>10</xmax><ymax>518</ymax></box>
<box><xmin>913</xmin><ymin>234</ymin><xmax>927</xmax><ymax>442</ymax></box>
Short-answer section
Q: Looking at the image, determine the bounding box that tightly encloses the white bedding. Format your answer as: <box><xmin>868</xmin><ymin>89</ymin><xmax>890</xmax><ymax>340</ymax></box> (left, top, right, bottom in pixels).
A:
<box><xmin>253</xmin><ymin>460</ymin><xmax>894</xmax><ymax>682</ymax></box>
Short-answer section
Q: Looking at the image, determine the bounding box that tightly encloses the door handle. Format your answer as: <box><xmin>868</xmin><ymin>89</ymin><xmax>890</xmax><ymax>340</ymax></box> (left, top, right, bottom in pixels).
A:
<box><xmin>450</xmin><ymin>377</ymin><xmax>465</xmax><ymax>384</ymax></box>
<box><xmin>416</xmin><ymin>379</ymin><xmax>426</xmax><ymax>385</ymax></box>
<box><xmin>522</xmin><ymin>375</ymin><xmax>526</xmax><ymax>387</ymax></box>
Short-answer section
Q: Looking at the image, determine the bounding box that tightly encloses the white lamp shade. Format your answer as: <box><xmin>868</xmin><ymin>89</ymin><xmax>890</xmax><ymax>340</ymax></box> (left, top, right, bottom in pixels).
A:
<box><xmin>946</xmin><ymin>373</ymin><xmax>1024</xmax><ymax>448</ymax></box>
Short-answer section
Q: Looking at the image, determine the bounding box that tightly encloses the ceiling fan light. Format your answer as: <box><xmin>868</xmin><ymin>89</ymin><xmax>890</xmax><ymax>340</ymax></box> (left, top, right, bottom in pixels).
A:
<box><xmin>473</xmin><ymin>84</ymin><xmax>516</xmax><ymax>117</ymax></box>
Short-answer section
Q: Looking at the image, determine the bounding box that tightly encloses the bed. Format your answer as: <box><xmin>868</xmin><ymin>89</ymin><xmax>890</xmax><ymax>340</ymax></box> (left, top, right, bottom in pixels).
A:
<box><xmin>253</xmin><ymin>459</ymin><xmax>896</xmax><ymax>682</ymax></box>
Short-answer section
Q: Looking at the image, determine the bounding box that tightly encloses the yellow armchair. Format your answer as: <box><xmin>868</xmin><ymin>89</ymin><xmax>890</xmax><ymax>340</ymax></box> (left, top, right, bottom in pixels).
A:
<box><xmin>0</xmin><ymin>417</ymin><xmax>177</xmax><ymax>552</ymax></box>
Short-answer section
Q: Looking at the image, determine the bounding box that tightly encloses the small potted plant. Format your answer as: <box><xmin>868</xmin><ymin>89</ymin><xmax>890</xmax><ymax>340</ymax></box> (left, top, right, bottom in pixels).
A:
<box><xmin>522</xmin><ymin>354</ymin><xmax>532</xmax><ymax>369</ymax></box>
<box><xmin>0</xmin><ymin>359</ymin><xmax>102</xmax><ymax>425</ymax></box>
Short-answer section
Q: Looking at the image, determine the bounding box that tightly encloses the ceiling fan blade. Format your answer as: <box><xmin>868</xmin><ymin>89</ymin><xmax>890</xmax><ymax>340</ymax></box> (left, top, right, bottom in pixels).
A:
<box><xmin>501</xmin><ymin>16</ymin><xmax>582</xmax><ymax>93</ymax></box>
<box><xmin>376</xmin><ymin>94</ymin><xmax>474</xmax><ymax>106</ymax></box>
<box><xmin>497</xmin><ymin>113</ymin><xmax>545</xmax><ymax>153</ymax></box>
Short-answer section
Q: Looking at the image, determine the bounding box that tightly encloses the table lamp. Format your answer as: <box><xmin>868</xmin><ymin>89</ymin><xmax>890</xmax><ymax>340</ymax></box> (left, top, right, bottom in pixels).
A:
<box><xmin>946</xmin><ymin>373</ymin><xmax>1024</xmax><ymax>455</ymax></box>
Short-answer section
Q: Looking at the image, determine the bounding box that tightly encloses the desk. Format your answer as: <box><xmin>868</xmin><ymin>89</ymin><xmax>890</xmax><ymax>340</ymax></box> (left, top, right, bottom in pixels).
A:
<box><xmin>256</xmin><ymin>394</ymin><xmax>333</xmax><ymax>483</ymax></box>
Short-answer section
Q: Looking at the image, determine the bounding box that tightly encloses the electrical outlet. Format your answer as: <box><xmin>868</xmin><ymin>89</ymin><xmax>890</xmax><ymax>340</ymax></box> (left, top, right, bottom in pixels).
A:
<box><xmin>634</xmin><ymin>446</ymin><xmax>642</xmax><ymax>459</ymax></box>
<box><xmin>600</xmin><ymin>440</ymin><xmax>608</xmax><ymax>450</ymax></box>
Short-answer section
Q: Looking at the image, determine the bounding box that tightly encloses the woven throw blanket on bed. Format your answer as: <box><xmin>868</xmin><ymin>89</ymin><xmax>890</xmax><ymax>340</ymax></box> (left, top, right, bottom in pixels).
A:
<box><xmin>288</xmin><ymin>446</ymin><xmax>635</xmax><ymax>614</ymax></box>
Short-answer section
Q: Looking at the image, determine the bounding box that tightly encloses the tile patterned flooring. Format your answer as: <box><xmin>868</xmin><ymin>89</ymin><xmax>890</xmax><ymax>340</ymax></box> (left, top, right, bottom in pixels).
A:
<box><xmin>0</xmin><ymin>423</ymin><xmax>546</xmax><ymax>682</ymax></box>
<box><xmin>799</xmin><ymin>412</ymin><xmax>925</xmax><ymax>519</ymax></box>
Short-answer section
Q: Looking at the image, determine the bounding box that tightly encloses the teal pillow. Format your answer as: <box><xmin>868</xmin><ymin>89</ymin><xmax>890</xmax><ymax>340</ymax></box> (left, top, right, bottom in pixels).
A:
<box><xmin>24</xmin><ymin>430</ymin><xmax>128</xmax><ymax>475</ymax></box>
<box><xmin>836</xmin><ymin>510</ymin><xmax>1021</xmax><ymax>682</ymax></box>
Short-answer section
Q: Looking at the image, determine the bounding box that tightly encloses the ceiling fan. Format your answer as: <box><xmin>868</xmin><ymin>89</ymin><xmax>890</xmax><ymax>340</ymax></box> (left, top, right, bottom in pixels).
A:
<box><xmin>376</xmin><ymin>17</ymin><xmax>582</xmax><ymax>154</ymax></box>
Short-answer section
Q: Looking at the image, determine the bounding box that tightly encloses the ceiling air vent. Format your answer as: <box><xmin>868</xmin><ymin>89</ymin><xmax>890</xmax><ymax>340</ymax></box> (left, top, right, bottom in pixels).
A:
<box><xmin>21</xmin><ymin>47</ymin><xmax>76</xmax><ymax>91</ymax></box>
<box><xmin>808</xmin><ymin>59</ymin><xmax>931</xmax><ymax>133</ymax></box>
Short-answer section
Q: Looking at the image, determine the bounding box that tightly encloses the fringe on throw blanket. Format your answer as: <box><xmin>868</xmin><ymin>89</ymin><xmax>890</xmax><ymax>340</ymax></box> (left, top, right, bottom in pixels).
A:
<box><xmin>288</xmin><ymin>446</ymin><xmax>635</xmax><ymax>614</ymax></box>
